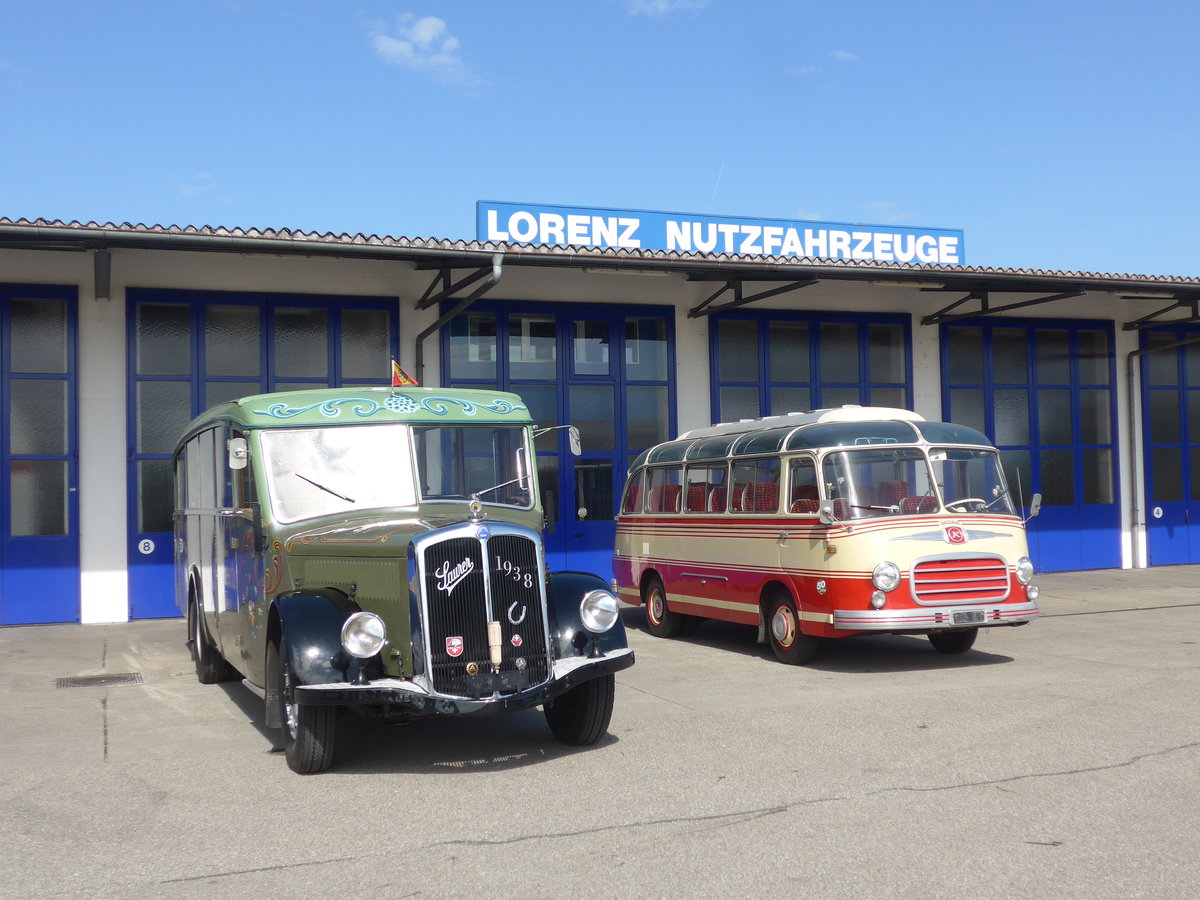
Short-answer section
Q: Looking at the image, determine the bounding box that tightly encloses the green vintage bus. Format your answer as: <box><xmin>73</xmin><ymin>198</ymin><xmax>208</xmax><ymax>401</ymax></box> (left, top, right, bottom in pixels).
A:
<box><xmin>174</xmin><ymin>387</ymin><xmax>633</xmax><ymax>773</ymax></box>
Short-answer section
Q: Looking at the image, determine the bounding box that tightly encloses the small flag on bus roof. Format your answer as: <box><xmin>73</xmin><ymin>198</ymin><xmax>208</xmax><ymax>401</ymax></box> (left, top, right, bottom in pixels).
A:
<box><xmin>391</xmin><ymin>360</ymin><xmax>419</xmax><ymax>387</ymax></box>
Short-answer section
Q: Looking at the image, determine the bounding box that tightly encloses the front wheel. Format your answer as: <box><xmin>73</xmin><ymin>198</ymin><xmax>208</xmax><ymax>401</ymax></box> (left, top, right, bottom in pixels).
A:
<box><xmin>266</xmin><ymin>639</ymin><xmax>337</xmax><ymax>774</ymax></box>
<box><xmin>189</xmin><ymin>601</ymin><xmax>231</xmax><ymax>685</ymax></box>
<box><xmin>544</xmin><ymin>674</ymin><xmax>615</xmax><ymax>746</ymax></box>
<box><xmin>643</xmin><ymin>577</ymin><xmax>682</xmax><ymax>638</ymax></box>
<box><xmin>766</xmin><ymin>591</ymin><xmax>819</xmax><ymax>665</ymax></box>
<box><xmin>929</xmin><ymin>628</ymin><xmax>978</xmax><ymax>654</ymax></box>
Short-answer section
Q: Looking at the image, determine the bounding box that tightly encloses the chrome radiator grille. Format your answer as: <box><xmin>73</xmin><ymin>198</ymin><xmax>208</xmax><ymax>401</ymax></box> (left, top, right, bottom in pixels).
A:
<box><xmin>911</xmin><ymin>556</ymin><xmax>1011</xmax><ymax>604</ymax></box>
<box><xmin>422</xmin><ymin>531</ymin><xmax>550</xmax><ymax>697</ymax></box>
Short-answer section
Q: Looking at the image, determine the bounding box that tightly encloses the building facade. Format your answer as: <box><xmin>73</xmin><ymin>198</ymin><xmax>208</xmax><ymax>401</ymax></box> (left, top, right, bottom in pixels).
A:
<box><xmin>1</xmin><ymin>218</ymin><xmax>1197</xmax><ymax>625</ymax></box>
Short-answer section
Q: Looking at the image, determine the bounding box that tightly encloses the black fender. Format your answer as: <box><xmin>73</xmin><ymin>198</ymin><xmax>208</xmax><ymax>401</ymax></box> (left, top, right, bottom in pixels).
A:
<box><xmin>546</xmin><ymin>571</ymin><xmax>630</xmax><ymax>660</ymax></box>
<box><xmin>269</xmin><ymin>589</ymin><xmax>360</xmax><ymax>687</ymax></box>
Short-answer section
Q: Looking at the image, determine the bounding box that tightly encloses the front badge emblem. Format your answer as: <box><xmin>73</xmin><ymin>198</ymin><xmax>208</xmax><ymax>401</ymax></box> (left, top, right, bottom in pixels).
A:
<box><xmin>511</xmin><ymin>633</ymin><xmax>523</xmax><ymax>648</ymax></box>
<box><xmin>446</xmin><ymin>636</ymin><xmax>464</xmax><ymax>657</ymax></box>
<box><xmin>945</xmin><ymin>526</ymin><xmax>966</xmax><ymax>544</ymax></box>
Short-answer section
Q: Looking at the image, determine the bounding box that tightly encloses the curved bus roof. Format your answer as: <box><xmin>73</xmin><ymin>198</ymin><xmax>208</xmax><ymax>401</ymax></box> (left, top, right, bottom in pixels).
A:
<box><xmin>175</xmin><ymin>387</ymin><xmax>534</xmax><ymax>450</ymax></box>
<box><xmin>633</xmin><ymin>406</ymin><xmax>996</xmax><ymax>469</ymax></box>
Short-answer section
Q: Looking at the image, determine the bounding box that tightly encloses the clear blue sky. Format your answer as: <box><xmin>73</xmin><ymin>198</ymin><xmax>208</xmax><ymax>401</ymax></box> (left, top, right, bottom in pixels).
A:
<box><xmin>3</xmin><ymin>1</ymin><xmax>1197</xmax><ymax>276</ymax></box>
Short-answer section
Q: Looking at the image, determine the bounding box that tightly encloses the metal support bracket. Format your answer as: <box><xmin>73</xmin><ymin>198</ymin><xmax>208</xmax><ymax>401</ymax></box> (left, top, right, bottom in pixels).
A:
<box><xmin>687</xmin><ymin>278</ymin><xmax>819</xmax><ymax>318</ymax></box>
<box><xmin>922</xmin><ymin>289</ymin><xmax>1086</xmax><ymax>326</ymax></box>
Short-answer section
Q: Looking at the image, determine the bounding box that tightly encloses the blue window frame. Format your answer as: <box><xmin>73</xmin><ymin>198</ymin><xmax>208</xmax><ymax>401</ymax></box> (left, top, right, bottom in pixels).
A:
<box><xmin>710</xmin><ymin>312</ymin><xmax>912</xmax><ymax>423</ymax></box>
<box><xmin>941</xmin><ymin>318</ymin><xmax>1118</xmax><ymax>571</ymax></box>
<box><xmin>126</xmin><ymin>289</ymin><xmax>398</xmax><ymax>619</ymax></box>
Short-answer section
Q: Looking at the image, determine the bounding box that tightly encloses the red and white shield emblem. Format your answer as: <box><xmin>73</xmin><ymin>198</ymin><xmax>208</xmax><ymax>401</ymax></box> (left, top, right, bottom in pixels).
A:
<box><xmin>446</xmin><ymin>636</ymin><xmax>464</xmax><ymax>657</ymax></box>
<box><xmin>945</xmin><ymin>525</ymin><xmax>967</xmax><ymax>545</ymax></box>
<box><xmin>511</xmin><ymin>633</ymin><xmax>523</xmax><ymax>648</ymax></box>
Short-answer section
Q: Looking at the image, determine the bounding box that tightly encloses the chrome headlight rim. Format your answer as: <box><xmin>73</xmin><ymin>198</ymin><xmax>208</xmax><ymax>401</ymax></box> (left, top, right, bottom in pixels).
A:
<box><xmin>872</xmin><ymin>561</ymin><xmax>902</xmax><ymax>593</ymax></box>
<box><xmin>580</xmin><ymin>589</ymin><xmax>620</xmax><ymax>634</ymax></box>
<box><xmin>341</xmin><ymin>611</ymin><xmax>387</xmax><ymax>659</ymax></box>
<box><xmin>1016</xmin><ymin>556</ymin><xmax>1035</xmax><ymax>585</ymax></box>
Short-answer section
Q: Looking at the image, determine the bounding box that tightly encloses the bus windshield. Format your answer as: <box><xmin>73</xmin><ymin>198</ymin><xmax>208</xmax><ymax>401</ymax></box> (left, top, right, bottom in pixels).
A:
<box><xmin>413</xmin><ymin>425</ymin><xmax>533</xmax><ymax>507</ymax></box>
<box><xmin>820</xmin><ymin>446</ymin><xmax>1015</xmax><ymax>519</ymax></box>
<box><xmin>930</xmin><ymin>447</ymin><xmax>1015</xmax><ymax>515</ymax></box>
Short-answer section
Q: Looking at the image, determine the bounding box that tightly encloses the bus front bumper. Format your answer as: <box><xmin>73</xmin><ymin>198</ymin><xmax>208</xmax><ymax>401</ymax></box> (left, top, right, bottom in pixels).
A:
<box><xmin>833</xmin><ymin>601</ymin><xmax>1039</xmax><ymax>632</ymax></box>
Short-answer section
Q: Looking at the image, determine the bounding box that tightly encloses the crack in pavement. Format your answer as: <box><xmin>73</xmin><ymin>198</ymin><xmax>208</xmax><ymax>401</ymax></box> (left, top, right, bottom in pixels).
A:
<box><xmin>160</xmin><ymin>857</ymin><xmax>359</xmax><ymax>884</ymax></box>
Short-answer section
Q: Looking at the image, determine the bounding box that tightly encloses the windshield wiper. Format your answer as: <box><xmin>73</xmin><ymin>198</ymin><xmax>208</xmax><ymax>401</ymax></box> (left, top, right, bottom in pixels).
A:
<box><xmin>295</xmin><ymin>473</ymin><xmax>355</xmax><ymax>503</ymax></box>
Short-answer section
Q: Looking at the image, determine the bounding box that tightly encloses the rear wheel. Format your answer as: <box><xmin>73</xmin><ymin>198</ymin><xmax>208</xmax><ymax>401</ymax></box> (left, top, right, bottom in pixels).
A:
<box><xmin>544</xmin><ymin>674</ymin><xmax>615</xmax><ymax>746</ymax></box>
<box><xmin>929</xmin><ymin>628</ymin><xmax>978</xmax><ymax>654</ymax></box>
<box><xmin>189</xmin><ymin>601</ymin><xmax>231</xmax><ymax>685</ymax></box>
<box><xmin>766</xmin><ymin>590</ymin><xmax>819</xmax><ymax>665</ymax></box>
<box><xmin>267</xmin><ymin>639</ymin><xmax>337</xmax><ymax>774</ymax></box>
<box><xmin>643</xmin><ymin>576</ymin><xmax>682</xmax><ymax>638</ymax></box>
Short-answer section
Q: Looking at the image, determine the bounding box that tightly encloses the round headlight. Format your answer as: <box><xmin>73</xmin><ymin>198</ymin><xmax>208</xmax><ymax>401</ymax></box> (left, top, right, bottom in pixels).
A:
<box><xmin>870</xmin><ymin>591</ymin><xmax>887</xmax><ymax>609</ymax></box>
<box><xmin>341</xmin><ymin>611</ymin><xmax>387</xmax><ymax>659</ymax></box>
<box><xmin>872</xmin><ymin>561</ymin><xmax>902</xmax><ymax>593</ymax></box>
<box><xmin>1026</xmin><ymin>583</ymin><xmax>1040</xmax><ymax>602</ymax></box>
<box><xmin>1016</xmin><ymin>557</ymin><xmax>1035</xmax><ymax>585</ymax></box>
<box><xmin>580</xmin><ymin>589</ymin><xmax>620</xmax><ymax>633</ymax></box>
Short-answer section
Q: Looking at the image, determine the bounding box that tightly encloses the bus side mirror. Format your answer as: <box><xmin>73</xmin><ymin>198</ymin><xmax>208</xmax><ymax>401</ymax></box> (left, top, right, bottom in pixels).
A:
<box><xmin>818</xmin><ymin>501</ymin><xmax>837</xmax><ymax>526</ymax></box>
<box><xmin>1028</xmin><ymin>492</ymin><xmax>1042</xmax><ymax>519</ymax></box>
<box><xmin>228</xmin><ymin>437</ymin><xmax>248</xmax><ymax>470</ymax></box>
<box><xmin>568</xmin><ymin>426</ymin><xmax>582</xmax><ymax>457</ymax></box>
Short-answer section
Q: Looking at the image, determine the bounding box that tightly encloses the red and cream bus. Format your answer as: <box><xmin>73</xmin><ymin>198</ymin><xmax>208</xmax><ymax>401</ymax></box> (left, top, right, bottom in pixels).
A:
<box><xmin>613</xmin><ymin>406</ymin><xmax>1041</xmax><ymax>664</ymax></box>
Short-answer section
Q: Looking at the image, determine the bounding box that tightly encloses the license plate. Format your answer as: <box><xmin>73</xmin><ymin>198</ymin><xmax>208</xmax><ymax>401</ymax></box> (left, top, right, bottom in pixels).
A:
<box><xmin>952</xmin><ymin>609</ymin><xmax>986</xmax><ymax>626</ymax></box>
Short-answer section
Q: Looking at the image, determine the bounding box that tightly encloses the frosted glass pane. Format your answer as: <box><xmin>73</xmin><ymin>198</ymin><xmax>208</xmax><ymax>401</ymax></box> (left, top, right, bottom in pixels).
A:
<box><xmin>771</xmin><ymin>386</ymin><xmax>811</xmax><ymax>416</ymax></box>
<box><xmin>868</xmin><ymin>387</ymin><xmax>906</xmax><ymax>409</ymax></box>
<box><xmin>994</xmin><ymin>389</ymin><xmax>1030</xmax><ymax>445</ymax></box>
<box><xmin>1000</xmin><ymin>450</ymin><xmax>1034</xmax><ymax>508</ymax></box>
<box><xmin>449</xmin><ymin>313</ymin><xmax>497</xmax><ymax>380</ymax></box>
<box><xmin>573</xmin><ymin>320</ymin><xmax>610</xmax><ymax>376</ymax></box>
<box><xmin>819</xmin><ymin>323</ymin><xmax>858</xmax><ymax>382</ymax></box>
<box><xmin>1079</xmin><ymin>330</ymin><xmax>1111</xmax><ymax>386</ymax></box>
<box><xmin>521</xmin><ymin>385</ymin><xmax>558</xmax><ymax>452</ymax></box>
<box><xmin>769</xmin><ymin>321</ymin><xmax>809</xmax><ymax>382</ymax></box>
<box><xmin>868</xmin><ymin>323</ymin><xmax>905</xmax><ymax>382</ymax></box>
<box><xmin>139</xmin><ymin>459</ymin><xmax>175</xmax><ymax>533</ymax></box>
<box><xmin>627</xmin><ymin>385</ymin><xmax>669</xmax><ymax>451</ymax></box>
<box><xmin>205</xmin><ymin>381</ymin><xmax>258</xmax><ymax>409</ymax></box>
<box><xmin>820</xmin><ymin>386</ymin><xmax>861</xmax><ymax>408</ymax></box>
<box><xmin>1036</xmin><ymin>330</ymin><xmax>1070</xmax><ymax>384</ymax></box>
<box><xmin>1079</xmin><ymin>390</ymin><xmax>1112</xmax><ymax>444</ymax></box>
<box><xmin>569</xmin><ymin>385</ymin><xmax>614</xmax><ymax>451</ymax></box>
<box><xmin>10</xmin><ymin>298</ymin><xmax>67</xmax><ymax>373</ymax></box>
<box><xmin>720</xmin><ymin>386</ymin><xmax>759</xmax><ymax>422</ymax></box>
<box><xmin>992</xmin><ymin>328</ymin><xmax>1028</xmax><ymax>385</ymax></box>
<box><xmin>509</xmin><ymin>315</ymin><xmax>556</xmax><ymax>379</ymax></box>
<box><xmin>575</xmin><ymin>460</ymin><xmax>613</xmax><ymax>521</ymax></box>
<box><xmin>205</xmin><ymin>305</ymin><xmax>260</xmax><ymax>376</ymax></box>
<box><xmin>1082</xmin><ymin>448</ymin><xmax>1114</xmax><ymax>504</ymax></box>
<box><xmin>1187</xmin><ymin>342</ymin><xmax>1200</xmax><ymax>387</ymax></box>
<box><xmin>138</xmin><ymin>381</ymin><xmax>192</xmax><ymax>453</ymax></box>
<box><xmin>949</xmin><ymin>388</ymin><xmax>986</xmax><ymax>435</ymax></box>
<box><xmin>10</xmin><ymin>460</ymin><xmax>66</xmax><ymax>535</ymax></box>
<box><xmin>1038</xmin><ymin>390</ymin><xmax>1072</xmax><ymax>444</ymax></box>
<box><xmin>625</xmin><ymin>317</ymin><xmax>668</xmax><ymax>381</ymax></box>
<box><xmin>1039</xmin><ymin>449</ymin><xmax>1075</xmax><ymax>506</ymax></box>
<box><xmin>1149</xmin><ymin>390</ymin><xmax>1180</xmax><ymax>443</ymax></box>
<box><xmin>1191</xmin><ymin>448</ymin><xmax>1200</xmax><ymax>502</ymax></box>
<box><xmin>718</xmin><ymin>320</ymin><xmax>758</xmax><ymax>381</ymax></box>
<box><xmin>10</xmin><ymin>380</ymin><xmax>67</xmax><ymax>453</ymax></box>
<box><xmin>1145</xmin><ymin>333</ymin><xmax>1178</xmax><ymax>386</ymax></box>
<box><xmin>1189</xmin><ymin>391</ymin><xmax>1200</xmax><ymax>444</ymax></box>
<box><xmin>341</xmin><ymin>308</ymin><xmax>391</xmax><ymax>380</ymax></box>
<box><xmin>1151</xmin><ymin>448</ymin><xmax>1182</xmax><ymax>502</ymax></box>
<box><xmin>137</xmin><ymin>303</ymin><xmax>190</xmax><ymax>376</ymax></box>
<box><xmin>947</xmin><ymin>327</ymin><xmax>983</xmax><ymax>384</ymax></box>
<box><xmin>274</xmin><ymin>308</ymin><xmax>328</xmax><ymax>378</ymax></box>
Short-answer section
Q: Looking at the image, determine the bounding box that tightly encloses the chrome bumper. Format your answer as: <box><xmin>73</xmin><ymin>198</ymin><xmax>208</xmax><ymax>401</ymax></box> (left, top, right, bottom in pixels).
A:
<box><xmin>833</xmin><ymin>601</ymin><xmax>1039</xmax><ymax>632</ymax></box>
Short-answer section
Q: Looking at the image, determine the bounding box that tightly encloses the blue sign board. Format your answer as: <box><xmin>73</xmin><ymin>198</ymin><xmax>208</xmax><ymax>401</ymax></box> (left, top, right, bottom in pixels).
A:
<box><xmin>477</xmin><ymin>201</ymin><xmax>964</xmax><ymax>265</ymax></box>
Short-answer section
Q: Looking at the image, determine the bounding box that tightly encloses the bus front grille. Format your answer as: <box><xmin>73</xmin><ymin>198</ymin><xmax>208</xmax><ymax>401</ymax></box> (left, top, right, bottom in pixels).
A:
<box><xmin>910</xmin><ymin>556</ymin><xmax>1011</xmax><ymax>604</ymax></box>
<box><xmin>422</xmin><ymin>533</ymin><xmax>550</xmax><ymax>697</ymax></box>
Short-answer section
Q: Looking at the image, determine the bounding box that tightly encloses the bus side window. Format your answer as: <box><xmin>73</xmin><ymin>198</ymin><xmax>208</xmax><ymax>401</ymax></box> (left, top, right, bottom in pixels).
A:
<box><xmin>731</xmin><ymin>458</ymin><xmax>781</xmax><ymax>513</ymax></box>
<box><xmin>621</xmin><ymin>470</ymin><xmax>645</xmax><ymax>515</ymax></box>
<box><xmin>646</xmin><ymin>466</ymin><xmax>682</xmax><ymax>514</ymax></box>
<box><xmin>684</xmin><ymin>464</ymin><xmax>728</xmax><ymax>513</ymax></box>
<box><xmin>789</xmin><ymin>457</ymin><xmax>819</xmax><ymax>515</ymax></box>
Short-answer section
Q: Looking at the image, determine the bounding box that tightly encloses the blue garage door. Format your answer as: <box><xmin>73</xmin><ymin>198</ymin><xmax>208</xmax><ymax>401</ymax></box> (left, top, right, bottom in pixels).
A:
<box><xmin>127</xmin><ymin>290</ymin><xmax>398</xmax><ymax>619</ymax></box>
<box><xmin>1141</xmin><ymin>327</ymin><xmax>1200</xmax><ymax>565</ymax></box>
<box><xmin>942</xmin><ymin>320</ymin><xmax>1119</xmax><ymax>572</ymax></box>
<box><xmin>1</xmin><ymin>286</ymin><xmax>79</xmax><ymax>625</ymax></box>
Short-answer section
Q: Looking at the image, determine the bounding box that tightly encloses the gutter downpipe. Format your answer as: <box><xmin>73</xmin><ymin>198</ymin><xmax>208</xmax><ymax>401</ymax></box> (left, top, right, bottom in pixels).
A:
<box><xmin>414</xmin><ymin>254</ymin><xmax>503</xmax><ymax>386</ymax></box>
